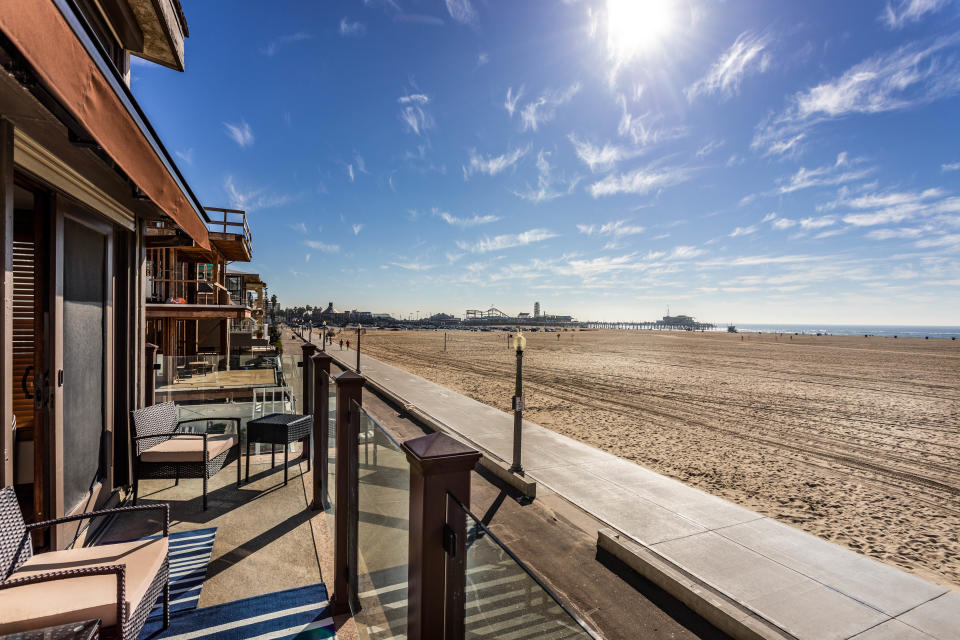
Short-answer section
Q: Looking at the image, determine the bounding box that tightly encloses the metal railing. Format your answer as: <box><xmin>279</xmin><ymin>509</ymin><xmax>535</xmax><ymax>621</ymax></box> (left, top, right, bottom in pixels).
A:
<box><xmin>301</xmin><ymin>349</ymin><xmax>599</xmax><ymax>639</ymax></box>
<box><xmin>205</xmin><ymin>206</ymin><xmax>252</xmax><ymax>252</ymax></box>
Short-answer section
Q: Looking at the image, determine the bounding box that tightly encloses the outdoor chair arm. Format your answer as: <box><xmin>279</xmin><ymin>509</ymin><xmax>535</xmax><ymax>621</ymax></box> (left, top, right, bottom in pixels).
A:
<box><xmin>132</xmin><ymin>430</ymin><xmax>178</xmax><ymax>441</ymax></box>
<box><xmin>25</xmin><ymin>503</ymin><xmax>170</xmax><ymax>537</ymax></box>
<box><xmin>0</xmin><ymin>564</ymin><xmax>125</xmax><ymax>631</ymax></box>
<box><xmin>177</xmin><ymin>416</ymin><xmax>242</xmax><ymax>431</ymax></box>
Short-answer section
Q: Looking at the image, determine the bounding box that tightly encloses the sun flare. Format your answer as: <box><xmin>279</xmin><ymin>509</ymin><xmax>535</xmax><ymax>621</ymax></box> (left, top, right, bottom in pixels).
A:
<box><xmin>606</xmin><ymin>0</ymin><xmax>676</xmax><ymax>63</ymax></box>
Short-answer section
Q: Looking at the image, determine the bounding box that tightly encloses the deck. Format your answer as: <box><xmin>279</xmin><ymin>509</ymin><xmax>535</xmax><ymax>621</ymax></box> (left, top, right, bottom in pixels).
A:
<box><xmin>156</xmin><ymin>369</ymin><xmax>278</xmax><ymax>402</ymax></box>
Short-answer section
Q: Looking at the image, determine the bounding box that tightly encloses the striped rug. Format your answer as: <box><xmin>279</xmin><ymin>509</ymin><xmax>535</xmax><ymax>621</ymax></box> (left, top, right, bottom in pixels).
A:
<box><xmin>122</xmin><ymin>527</ymin><xmax>216</xmax><ymax>638</ymax></box>
<box><xmin>140</xmin><ymin>583</ymin><xmax>335</xmax><ymax>640</ymax></box>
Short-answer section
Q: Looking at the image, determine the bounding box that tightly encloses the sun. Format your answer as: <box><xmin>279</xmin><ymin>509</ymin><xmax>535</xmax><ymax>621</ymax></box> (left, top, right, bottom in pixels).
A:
<box><xmin>606</xmin><ymin>0</ymin><xmax>676</xmax><ymax>64</ymax></box>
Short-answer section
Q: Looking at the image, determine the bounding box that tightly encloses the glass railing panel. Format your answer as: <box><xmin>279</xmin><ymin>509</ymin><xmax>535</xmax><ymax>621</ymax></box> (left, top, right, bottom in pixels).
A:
<box><xmin>353</xmin><ymin>408</ymin><xmax>410</xmax><ymax>639</ymax></box>
<box><xmin>451</xmin><ymin>496</ymin><xmax>598</xmax><ymax>639</ymax></box>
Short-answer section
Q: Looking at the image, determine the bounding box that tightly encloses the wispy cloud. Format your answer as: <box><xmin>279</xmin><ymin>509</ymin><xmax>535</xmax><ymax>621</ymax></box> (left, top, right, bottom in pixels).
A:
<box><xmin>339</xmin><ymin>18</ymin><xmax>366</xmax><ymax>37</ymax></box>
<box><xmin>514</xmin><ymin>150</ymin><xmax>580</xmax><ymax>203</ymax></box>
<box><xmin>730</xmin><ymin>225</ymin><xmax>759</xmax><ymax>237</ymax></box>
<box><xmin>444</xmin><ymin>0</ymin><xmax>478</xmax><ymax>25</ymax></box>
<box><xmin>589</xmin><ymin>165</ymin><xmax>691</xmax><ymax>198</ymax></box>
<box><xmin>398</xmin><ymin>92</ymin><xmax>433</xmax><ymax>135</ymax></box>
<box><xmin>223</xmin><ymin>175</ymin><xmax>291</xmax><ymax>211</ymax></box>
<box><xmin>568</xmin><ymin>134</ymin><xmax>641</xmax><ymax>172</ymax></box>
<box><xmin>695</xmin><ymin>140</ymin><xmax>725</xmax><ymax>159</ymax></box>
<box><xmin>686</xmin><ymin>31</ymin><xmax>773</xmax><ymax>101</ymax></box>
<box><xmin>346</xmin><ymin>154</ymin><xmax>367</xmax><ymax>183</ymax></box>
<box><xmin>519</xmin><ymin>83</ymin><xmax>581</xmax><ymax>132</ymax></box>
<box><xmin>456</xmin><ymin>229</ymin><xmax>558</xmax><ymax>254</ymax></box>
<box><xmin>577</xmin><ymin>220</ymin><xmax>645</xmax><ymax>237</ymax></box>
<box><xmin>305</xmin><ymin>240</ymin><xmax>339</xmax><ymax>253</ymax></box>
<box><xmin>388</xmin><ymin>261</ymin><xmax>435</xmax><ymax>271</ymax></box>
<box><xmin>504</xmin><ymin>86</ymin><xmax>523</xmax><ymax>117</ymax></box>
<box><xmin>463</xmin><ymin>144</ymin><xmax>530</xmax><ymax>179</ymax></box>
<box><xmin>753</xmin><ymin>35</ymin><xmax>960</xmax><ymax>154</ymax></box>
<box><xmin>261</xmin><ymin>32</ymin><xmax>310</xmax><ymax>56</ymax></box>
<box><xmin>289</xmin><ymin>222</ymin><xmax>308</xmax><ymax>234</ymax></box>
<box><xmin>839</xmin><ymin>188</ymin><xmax>960</xmax><ymax>226</ymax></box>
<box><xmin>175</xmin><ymin>148</ymin><xmax>194</xmax><ymax>165</ymax></box>
<box><xmin>942</xmin><ymin>161</ymin><xmax>960</xmax><ymax>172</ymax></box>
<box><xmin>223</xmin><ymin>121</ymin><xmax>254</xmax><ymax>147</ymax></box>
<box><xmin>435</xmin><ymin>209</ymin><xmax>500</xmax><ymax>227</ymax></box>
<box><xmin>477</xmin><ymin>52</ymin><xmax>489</xmax><ymax>66</ymax></box>
<box><xmin>777</xmin><ymin>152</ymin><xmax>874</xmax><ymax>194</ymax></box>
<box><xmin>882</xmin><ymin>0</ymin><xmax>950</xmax><ymax>29</ymax></box>
<box><xmin>352</xmin><ymin>223</ymin><xmax>365</xmax><ymax>235</ymax></box>
<box><xmin>616</xmin><ymin>95</ymin><xmax>688</xmax><ymax>146</ymax></box>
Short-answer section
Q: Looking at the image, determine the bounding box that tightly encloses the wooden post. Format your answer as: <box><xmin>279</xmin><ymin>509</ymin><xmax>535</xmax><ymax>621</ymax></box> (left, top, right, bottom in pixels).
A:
<box><xmin>310</xmin><ymin>351</ymin><xmax>331</xmax><ymax>510</ymax></box>
<box><xmin>300</xmin><ymin>342</ymin><xmax>317</xmax><ymax>416</ymax></box>
<box><xmin>144</xmin><ymin>342</ymin><xmax>158</xmax><ymax>407</ymax></box>
<box><xmin>403</xmin><ymin>432</ymin><xmax>481</xmax><ymax>640</ymax></box>
<box><xmin>331</xmin><ymin>370</ymin><xmax>364</xmax><ymax>615</ymax></box>
<box><xmin>219</xmin><ymin>319</ymin><xmax>231</xmax><ymax>370</ymax></box>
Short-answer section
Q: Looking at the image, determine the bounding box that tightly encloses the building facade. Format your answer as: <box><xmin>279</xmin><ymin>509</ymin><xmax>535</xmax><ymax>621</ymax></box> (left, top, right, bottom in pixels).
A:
<box><xmin>0</xmin><ymin>0</ymin><xmax>258</xmax><ymax>549</ymax></box>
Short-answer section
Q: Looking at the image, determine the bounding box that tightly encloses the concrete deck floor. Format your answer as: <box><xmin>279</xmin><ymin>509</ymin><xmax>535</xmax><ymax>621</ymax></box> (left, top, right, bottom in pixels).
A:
<box><xmin>100</xmin><ymin>455</ymin><xmax>357</xmax><ymax>638</ymax></box>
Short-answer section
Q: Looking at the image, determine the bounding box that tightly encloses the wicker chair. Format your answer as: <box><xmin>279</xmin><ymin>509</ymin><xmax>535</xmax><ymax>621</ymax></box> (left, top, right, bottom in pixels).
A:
<box><xmin>0</xmin><ymin>487</ymin><xmax>170</xmax><ymax>639</ymax></box>
<box><xmin>131</xmin><ymin>402</ymin><xmax>242</xmax><ymax>511</ymax></box>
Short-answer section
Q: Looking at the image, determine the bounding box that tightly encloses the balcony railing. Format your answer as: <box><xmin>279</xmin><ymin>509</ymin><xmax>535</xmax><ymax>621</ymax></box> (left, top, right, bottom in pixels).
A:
<box><xmin>205</xmin><ymin>206</ymin><xmax>252</xmax><ymax>251</ymax></box>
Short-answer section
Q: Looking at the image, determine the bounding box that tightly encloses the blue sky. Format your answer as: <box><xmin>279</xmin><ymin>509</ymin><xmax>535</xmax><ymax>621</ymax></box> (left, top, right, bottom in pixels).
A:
<box><xmin>131</xmin><ymin>0</ymin><xmax>960</xmax><ymax>324</ymax></box>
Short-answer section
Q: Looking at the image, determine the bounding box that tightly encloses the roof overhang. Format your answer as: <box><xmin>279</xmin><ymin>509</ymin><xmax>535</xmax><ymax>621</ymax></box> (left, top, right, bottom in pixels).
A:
<box><xmin>0</xmin><ymin>0</ymin><xmax>209</xmax><ymax>248</ymax></box>
<box><xmin>127</xmin><ymin>0</ymin><xmax>188</xmax><ymax>72</ymax></box>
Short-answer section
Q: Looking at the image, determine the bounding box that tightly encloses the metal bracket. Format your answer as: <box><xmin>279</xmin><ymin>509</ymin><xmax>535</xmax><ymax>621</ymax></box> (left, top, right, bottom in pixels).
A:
<box><xmin>512</xmin><ymin>395</ymin><xmax>525</xmax><ymax>411</ymax></box>
<box><xmin>442</xmin><ymin>523</ymin><xmax>457</xmax><ymax>557</ymax></box>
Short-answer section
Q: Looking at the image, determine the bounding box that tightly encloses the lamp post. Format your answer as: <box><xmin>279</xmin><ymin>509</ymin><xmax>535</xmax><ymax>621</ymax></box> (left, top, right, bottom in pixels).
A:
<box><xmin>321</xmin><ymin>321</ymin><xmax>328</xmax><ymax>352</ymax></box>
<box><xmin>509</xmin><ymin>332</ymin><xmax>526</xmax><ymax>475</ymax></box>
<box><xmin>356</xmin><ymin>323</ymin><xmax>362</xmax><ymax>372</ymax></box>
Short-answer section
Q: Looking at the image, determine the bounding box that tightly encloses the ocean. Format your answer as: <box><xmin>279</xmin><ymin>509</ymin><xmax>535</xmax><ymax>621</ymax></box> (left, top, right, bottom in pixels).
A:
<box><xmin>734</xmin><ymin>324</ymin><xmax>960</xmax><ymax>339</ymax></box>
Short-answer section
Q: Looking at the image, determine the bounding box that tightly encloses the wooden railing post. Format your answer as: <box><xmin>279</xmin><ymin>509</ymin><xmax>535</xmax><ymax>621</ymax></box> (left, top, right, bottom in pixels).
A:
<box><xmin>144</xmin><ymin>342</ymin><xmax>158</xmax><ymax>407</ymax></box>
<box><xmin>300</xmin><ymin>343</ymin><xmax>317</xmax><ymax>416</ymax></box>
<box><xmin>332</xmin><ymin>370</ymin><xmax>364</xmax><ymax>615</ymax></box>
<box><xmin>403</xmin><ymin>433</ymin><xmax>481</xmax><ymax>640</ymax></box>
<box><xmin>310</xmin><ymin>351</ymin><xmax>332</xmax><ymax>510</ymax></box>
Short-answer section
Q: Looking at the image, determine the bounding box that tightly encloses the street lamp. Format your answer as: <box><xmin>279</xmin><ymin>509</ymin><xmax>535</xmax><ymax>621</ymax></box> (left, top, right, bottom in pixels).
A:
<box><xmin>508</xmin><ymin>331</ymin><xmax>526</xmax><ymax>475</ymax></box>
<box><xmin>321</xmin><ymin>321</ymin><xmax>328</xmax><ymax>352</ymax></box>
<box><xmin>356</xmin><ymin>323</ymin><xmax>362</xmax><ymax>372</ymax></box>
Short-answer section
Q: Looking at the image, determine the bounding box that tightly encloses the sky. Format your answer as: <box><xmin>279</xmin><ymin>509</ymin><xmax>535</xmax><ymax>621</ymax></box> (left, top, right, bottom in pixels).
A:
<box><xmin>130</xmin><ymin>0</ymin><xmax>960</xmax><ymax>325</ymax></box>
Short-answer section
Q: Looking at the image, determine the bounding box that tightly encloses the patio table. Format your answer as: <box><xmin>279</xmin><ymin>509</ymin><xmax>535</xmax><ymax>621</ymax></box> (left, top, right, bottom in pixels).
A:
<box><xmin>245</xmin><ymin>413</ymin><xmax>313</xmax><ymax>485</ymax></box>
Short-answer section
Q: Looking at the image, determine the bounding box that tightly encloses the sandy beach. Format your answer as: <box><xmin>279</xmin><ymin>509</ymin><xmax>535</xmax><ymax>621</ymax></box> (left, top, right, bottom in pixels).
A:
<box><xmin>335</xmin><ymin>327</ymin><xmax>960</xmax><ymax>589</ymax></box>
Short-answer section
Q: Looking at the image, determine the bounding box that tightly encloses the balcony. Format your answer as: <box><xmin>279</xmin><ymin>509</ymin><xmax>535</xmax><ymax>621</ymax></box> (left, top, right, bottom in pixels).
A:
<box><xmin>145</xmin><ymin>207</ymin><xmax>252</xmax><ymax>262</ymax></box>
<box><xmin>205</xmin><ymin>207</ymin><xmax>252</xmax><ymax>262</ymax></box>
<box><xmin>0</xmin><ymin>338</ymin><xmax>601</xmax><ymax>639</ymax></box>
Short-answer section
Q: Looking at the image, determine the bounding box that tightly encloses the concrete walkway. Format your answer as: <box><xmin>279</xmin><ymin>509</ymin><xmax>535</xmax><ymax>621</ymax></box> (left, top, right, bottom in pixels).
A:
<box><xmin>314</xmin><ymin>341</ymin><xmax>958</xmax><ymax>640</ymax></box>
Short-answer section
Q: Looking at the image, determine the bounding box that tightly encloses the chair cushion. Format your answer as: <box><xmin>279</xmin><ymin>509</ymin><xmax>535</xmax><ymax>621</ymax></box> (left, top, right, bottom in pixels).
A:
<box><xmin>141</xmin><ymin>434</ymin><xmax>237</xmax><ymax>463</ymax></box>
<box><xmin>0</xmin><ymin>537</ymin><xmax>168</xmax><ymax>633</ymax></box>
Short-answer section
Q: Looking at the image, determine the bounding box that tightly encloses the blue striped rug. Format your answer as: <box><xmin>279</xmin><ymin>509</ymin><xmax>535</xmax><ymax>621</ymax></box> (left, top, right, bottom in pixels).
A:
<box><xmin>110</xmin><ymin>527</ymin><xmax>216</xmax><ymax>637</ymax></box>
<box><xmin>139</xmin><ymin>583</ymin><xmax>335</xmax><ymax>639</ymax></box>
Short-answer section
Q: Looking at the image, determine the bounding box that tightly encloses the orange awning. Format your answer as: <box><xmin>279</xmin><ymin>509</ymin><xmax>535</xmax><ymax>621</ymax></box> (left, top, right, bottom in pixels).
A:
<box><xmin>0</xmin><ymin>0</ymin><xmax>210</xmax><ymax>248</ymax></box>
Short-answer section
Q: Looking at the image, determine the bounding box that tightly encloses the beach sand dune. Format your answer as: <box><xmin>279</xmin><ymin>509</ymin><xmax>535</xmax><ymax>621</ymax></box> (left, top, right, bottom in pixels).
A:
<box><xmin>347</xmin><ymin>328</ymin><xmax>960</xmax><ymax>589</ymax></box>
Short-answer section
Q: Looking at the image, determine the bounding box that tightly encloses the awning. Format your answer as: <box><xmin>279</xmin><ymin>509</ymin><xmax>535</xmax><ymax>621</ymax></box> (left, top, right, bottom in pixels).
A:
<box><xmin>0</xmin><ymin>0</ymin><xmax>210</xmax><ymax>248</ymax></box>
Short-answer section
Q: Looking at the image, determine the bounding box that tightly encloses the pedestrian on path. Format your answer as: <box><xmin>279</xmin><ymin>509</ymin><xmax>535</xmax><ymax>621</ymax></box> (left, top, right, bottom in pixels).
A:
<box><xmin>347</xmin><ymin>340</ymin><xmax>351</xmax><ymax>350</ymax></box>
<box><xmin>339</xmin><ymin>339</ymin><xmax>344</xmax><ymax>350</ymax></box>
